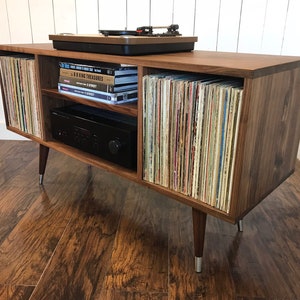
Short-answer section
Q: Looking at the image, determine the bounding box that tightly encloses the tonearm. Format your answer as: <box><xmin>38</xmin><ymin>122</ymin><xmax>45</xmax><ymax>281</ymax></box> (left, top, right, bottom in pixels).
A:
<box><xmin>136</xmin><ymin>24</ymin><xmax>181</xmax><ymax>36</ymax></box>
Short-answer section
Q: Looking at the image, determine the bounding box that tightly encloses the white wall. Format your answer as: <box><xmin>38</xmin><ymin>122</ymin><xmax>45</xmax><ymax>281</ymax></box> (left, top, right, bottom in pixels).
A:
<box><xmin>0</xmin><ymin>0</ymin><xmax>299</xmax><ymax>159</ymax></box>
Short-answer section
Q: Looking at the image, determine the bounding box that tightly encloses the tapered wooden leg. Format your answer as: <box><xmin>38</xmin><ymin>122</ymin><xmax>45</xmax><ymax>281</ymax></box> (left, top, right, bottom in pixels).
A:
<box><xmin>192</xmin><ymin>208</ymin><xmax>207</xmax><ymax>273</ymax></box>
<box><xmin>39</xmin><ymin>144</ymin><xmax>49</xmax><ymax>185</ymax></box>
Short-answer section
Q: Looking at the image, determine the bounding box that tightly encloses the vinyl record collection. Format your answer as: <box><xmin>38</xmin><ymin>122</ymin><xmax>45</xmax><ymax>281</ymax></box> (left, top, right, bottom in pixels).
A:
<box><xmin>143</xmin><ymin>72</ymin><xmax>244</xmax><ymax>212</ymax></box>
<box><xmin>0</xmin><ymin>55</ymin><xmax>42</xmax><ymax>137</ymax></box>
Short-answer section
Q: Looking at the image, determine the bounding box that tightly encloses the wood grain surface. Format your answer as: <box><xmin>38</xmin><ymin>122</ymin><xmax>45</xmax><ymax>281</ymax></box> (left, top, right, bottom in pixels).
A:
<box><xmin>0</xmin><ymin>140</ymin><xmax>299</xmax><ymax>299</ymax></box>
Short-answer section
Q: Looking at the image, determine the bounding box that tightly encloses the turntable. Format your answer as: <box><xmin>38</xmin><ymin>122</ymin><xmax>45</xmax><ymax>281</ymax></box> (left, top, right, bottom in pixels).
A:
<box><xmin>49</xmin><ymin>24</ymin><xmax>197</xmax><ymax>56</ymax></box>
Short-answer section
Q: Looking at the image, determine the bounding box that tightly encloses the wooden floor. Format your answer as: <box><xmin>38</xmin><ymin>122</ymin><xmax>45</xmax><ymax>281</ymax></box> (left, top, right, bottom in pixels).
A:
<box><xmin>0</xmin><ymin>140</ymin><xmax>299</xmax><ymax>300</ymax></box>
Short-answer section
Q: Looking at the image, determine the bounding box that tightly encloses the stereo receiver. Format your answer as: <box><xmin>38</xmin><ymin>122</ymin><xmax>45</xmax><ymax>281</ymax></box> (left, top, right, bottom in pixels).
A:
<box><xmin>50</xmin><ymin>104</ymin><xmax>137</xmax><ymax>170</ymax></box>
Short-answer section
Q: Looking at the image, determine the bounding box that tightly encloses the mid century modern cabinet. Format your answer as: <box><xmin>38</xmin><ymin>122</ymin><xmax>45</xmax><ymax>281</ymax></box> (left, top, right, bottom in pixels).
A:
<box><xmin>0</xmin><ymin>43</ymin><xmax>299</xmax><ymax>272</ymax></box>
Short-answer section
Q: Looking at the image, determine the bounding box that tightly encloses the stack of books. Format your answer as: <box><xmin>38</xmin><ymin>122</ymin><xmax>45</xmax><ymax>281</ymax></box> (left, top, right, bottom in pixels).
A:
<box><xmin>142</xmin><ymin>72</ymin><xmax>244</xmax><ymax>212</ymax></box>
<box><xmin>58</xmin><ymin>61</ymin><xmax>138</xmax><ymax>104</ymax></box>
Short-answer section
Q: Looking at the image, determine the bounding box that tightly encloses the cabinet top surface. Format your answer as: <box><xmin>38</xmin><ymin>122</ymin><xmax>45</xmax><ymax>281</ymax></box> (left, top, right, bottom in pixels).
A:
<box><xmin>1</xmin><ymin>43</ymin><xmax>300</xmax><ymax>78</ymax></box>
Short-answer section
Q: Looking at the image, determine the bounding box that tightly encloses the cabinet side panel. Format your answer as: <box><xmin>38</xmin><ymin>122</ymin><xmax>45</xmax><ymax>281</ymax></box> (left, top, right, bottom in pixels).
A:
<box><xmin>232</xmin><ymin>68</ymin><xmax>300</xmax><ymax>218</ymax></box>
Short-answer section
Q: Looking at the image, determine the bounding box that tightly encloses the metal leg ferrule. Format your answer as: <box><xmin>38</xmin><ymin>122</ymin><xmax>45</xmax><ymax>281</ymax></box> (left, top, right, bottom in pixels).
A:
<box><xmin>195</xmin><ymin>256</ymin><xmax>202</xmax><ymax>273</ymax></box>
<box><xmin>238</xmin><ymin>219</ymin><xmax>243</xmax><ymax>232</ymax></box>
<box><xmin>39</xmin><ymin>174</ymin><xmax>44</xmax><ymax>185</ymax></box>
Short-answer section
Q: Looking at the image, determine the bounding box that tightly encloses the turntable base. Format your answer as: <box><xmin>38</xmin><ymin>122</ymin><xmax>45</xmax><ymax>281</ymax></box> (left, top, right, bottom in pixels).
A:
<box><xmin>49</xmin><ymin>34</ymin><xmax>198</xmax><ymax>55</ymax></box>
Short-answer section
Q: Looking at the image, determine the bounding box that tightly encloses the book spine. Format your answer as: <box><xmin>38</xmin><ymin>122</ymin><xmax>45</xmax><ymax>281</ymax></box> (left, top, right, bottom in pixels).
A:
<box><xmin>59</xmin><ymin>75</ymin><xmax>115</xmax><ymax>93</ymax></box>
<box><xmin>59</xmin><ymin>61</ymin><xmax>113</xmax><ymax>75</ymax></box>
<box><xmin>59</xmin><ymin>61</ymin><xmax>137</xmax><ymax>76</ymax></box>
<box><xmin>60</xmin><ymin>68</ymin><xmax>115</xmax><ymax>85</ymax></box>
<box><xmin>59</xmin><ymin>75</ymin><xmax>138</xmax><ymax>93</ymax></box>
<box><xmin>58</xmin><ymin>83</ymin><xmax>137</xmax><ymax>102</ymax></box>
<box><xmin>59</xmin><ymin>68</ymin><xmax>138</xmax><ymax>85</ymax></box>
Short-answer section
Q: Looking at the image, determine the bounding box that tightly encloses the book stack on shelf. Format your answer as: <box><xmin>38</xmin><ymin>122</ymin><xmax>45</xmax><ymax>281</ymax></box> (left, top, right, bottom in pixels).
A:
<box><xmin>58</xmin><ymin>61</ymin><xmax>138</xmax><ymax>104</ymax></box>
<box><xmin>0</xmin><ymin>54</ymin><xmax>42</xmax><ymax>138</ymax></box>
<box><xmin>143</xmin><ymin>73</ymin><xmax>243</xmax><ymax>212</ymax></box>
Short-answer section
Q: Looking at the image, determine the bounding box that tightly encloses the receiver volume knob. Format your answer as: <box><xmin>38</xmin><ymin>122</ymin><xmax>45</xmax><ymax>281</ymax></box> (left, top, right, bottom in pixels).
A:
<box><xmin>108</xmin><ymin>139</ymin><xmax>122</xmax><ymax>155</ymax></box>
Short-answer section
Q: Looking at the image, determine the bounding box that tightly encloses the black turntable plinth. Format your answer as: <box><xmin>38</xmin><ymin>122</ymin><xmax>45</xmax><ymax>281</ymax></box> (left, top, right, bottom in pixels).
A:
<box><xmin>49</xmin><ymin>33</ymin><xmax>198</xmax><ymax>56</ymax></box>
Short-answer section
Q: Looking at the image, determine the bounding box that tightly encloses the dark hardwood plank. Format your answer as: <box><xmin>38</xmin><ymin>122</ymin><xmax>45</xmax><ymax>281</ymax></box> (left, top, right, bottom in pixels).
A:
<box><xmin>232</xmin><ymin>173</ymin><xmax>300</xmax><ymax>299</ymax></box>
<box><xmin>0</xmin><ymin>141</ymin><xmax>38</xmax><ymax>187</ymax></box>
<box><xmin>29</xmin><ymin>168</ymin><xmax>130</xmax><ymax>300</ymax></box>
<box><xmin>0</xmin><ymin>285</ymin><xmax>34</xmax><ymax>300</ymax></box>
<box><xmin>204</xmin><ymin>217</ymin><xmax>266</xmax><ymax>299</ymax></box>
<box><xmin>0</xmin><ymin>184</ymin><xmax>85</xmax><ymax>285</ymax></box>
<box><xmin>102</xmin><ymin>185</ymin><xmax>170</xmax><ymax>295</ymax></box>
<box><xmin>96</xmin><ymin>290</ymin><xmax>168</xmax><ymax>299</ymax></box>
<box><xmin>0</xmin><ymin>141</ymin><xmax>299</xmax><ymax>299</ymax></box>
<box><xmin>0</xmin><ymin>186</ymin><xmax>41</xmax><ymax>245</ymax></box>
<box><xmin>0</xmin><ymin>285</ymin><xmax>6</xmax><ymax>300</ymax></box>
<box><xmin>0</xmin><ymin>155</ymin><xmax>89</xmax><ymax>286</ymax></box>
